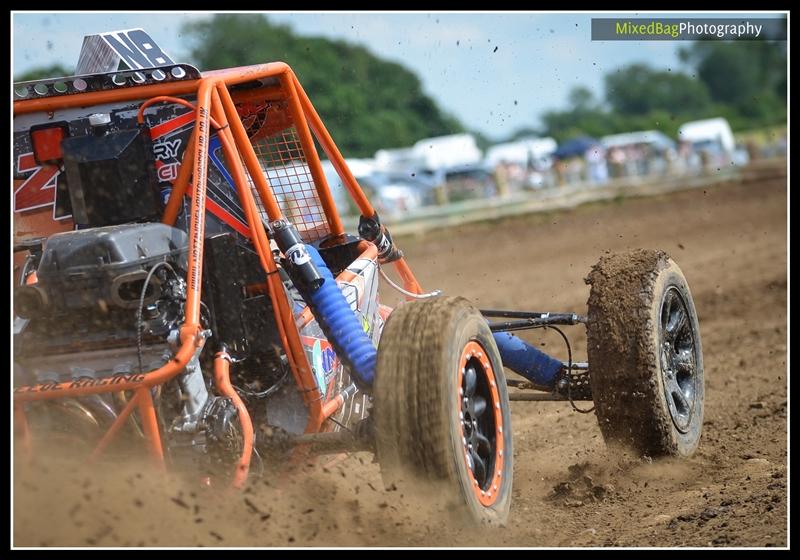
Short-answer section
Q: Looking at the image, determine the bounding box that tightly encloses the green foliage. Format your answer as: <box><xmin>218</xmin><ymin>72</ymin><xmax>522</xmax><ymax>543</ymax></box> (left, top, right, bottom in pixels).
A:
<box><xmin>14</xmin><ymin>63</ymin><xmax>72</xmax><ymax>82</ymax></box>
<box><xmin>680</xmin><ymin>41</ymin><xmax>786</xmax><ymax>103</ymax></box>
<box><xmin>520</xmin><ymin>40</ymin><xmax>786</xmax><ymax>143</ymax></box>
<box><xmin>605</xmin><ymin>64</ymin><xmax>711</xmax><ymax>116</ymax></box>
<box><xmin>181</xmin><ymin>15</ymin><xmax>463</xmax><ymax>157</ymax></box>
<box><xmin>567</xmin><ymin>86</ymin><xmax>598</xmax><ymax>112</ymax></box>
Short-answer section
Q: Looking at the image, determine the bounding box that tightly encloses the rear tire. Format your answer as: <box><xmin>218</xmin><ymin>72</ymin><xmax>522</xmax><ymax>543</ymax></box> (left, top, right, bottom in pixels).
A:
<box><xmin>585</xmin><ymin>249</ymin><xmax>704</xmax><ymax>457</ymax></box>
<box><xmin>374</xmin><ymin>296</ymin><xmax>513</xmax><ymax>525</ymax></box>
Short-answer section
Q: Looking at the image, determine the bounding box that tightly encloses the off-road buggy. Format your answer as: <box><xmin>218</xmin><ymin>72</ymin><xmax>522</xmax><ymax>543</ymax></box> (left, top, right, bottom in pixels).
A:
<box><xmin>13</xmin><ymin>30</ymin><xmax>704</xmax><ymax>525</ymax></box>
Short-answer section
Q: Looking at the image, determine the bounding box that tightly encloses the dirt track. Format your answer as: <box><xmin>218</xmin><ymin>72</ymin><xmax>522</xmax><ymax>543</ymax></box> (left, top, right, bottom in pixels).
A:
<box><xmin>14</xmin><ymin>171</ymin><xmax>787</xmax><ymax>547</ymax></box>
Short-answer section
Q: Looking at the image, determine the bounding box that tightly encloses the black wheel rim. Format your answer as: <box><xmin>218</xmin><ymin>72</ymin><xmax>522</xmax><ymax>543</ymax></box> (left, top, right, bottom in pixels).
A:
<box><xmin>659</xmin><ymin>286</ymin><xmax>699</xmax><ymax>433</ymax></box>
<box><xmin>460</xmin><ymin>352</ymin><xmax>498</xmax><ymax>492</ymax></box>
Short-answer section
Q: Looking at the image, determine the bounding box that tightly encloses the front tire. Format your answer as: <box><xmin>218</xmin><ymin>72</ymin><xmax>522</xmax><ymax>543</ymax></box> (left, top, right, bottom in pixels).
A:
<box><xmin>585</xmin><ymin>249</ymin><xmax>704</xmax><ymax>457</ymax></box>
<box><xmin>374</xmin><ymin>296</ymin><xmax>513</xmax><ymax>525</ymax></box>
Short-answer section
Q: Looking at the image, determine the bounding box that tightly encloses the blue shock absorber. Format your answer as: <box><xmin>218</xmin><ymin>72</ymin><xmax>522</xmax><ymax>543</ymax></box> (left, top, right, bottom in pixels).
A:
<box><xmin>305</xmin><ymin>244</ymin><xmax>377</xmax><ymax>386</ymax></box>
<box><xmin>493</xmin><ymin>331</ymin><xmax>563</xmax><ymax>388</ymax></box>
<box><xmin>270</xmin><ymin>219</ymin><xmax>376</xmax><ymax>387</ymax></box>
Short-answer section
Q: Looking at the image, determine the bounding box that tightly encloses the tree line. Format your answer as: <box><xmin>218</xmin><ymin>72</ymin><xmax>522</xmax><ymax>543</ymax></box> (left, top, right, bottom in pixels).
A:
<box><xmin>533</xmin><ymin>40</ymin><xmax>786</xmax><ymax>143</ymax></box>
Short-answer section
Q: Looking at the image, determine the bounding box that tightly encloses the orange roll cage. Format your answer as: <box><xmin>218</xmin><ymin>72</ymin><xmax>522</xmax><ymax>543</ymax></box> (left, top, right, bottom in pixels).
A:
<box><xmin>12</xmin><ymin>62</ymin><xmax>423</xmax><ymax>486</ymax></box>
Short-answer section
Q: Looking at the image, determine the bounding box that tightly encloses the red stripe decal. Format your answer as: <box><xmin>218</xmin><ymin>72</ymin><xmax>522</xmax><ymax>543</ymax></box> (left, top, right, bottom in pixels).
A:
<box><xmin>206</xmin><ymin>197</ymin><xmax>251</xmax><ymax>238</ymax></box>
<box><xmin>150</xmin><ymin>111</ymin><xmax>196</xmax><ymax>139</ymax></box>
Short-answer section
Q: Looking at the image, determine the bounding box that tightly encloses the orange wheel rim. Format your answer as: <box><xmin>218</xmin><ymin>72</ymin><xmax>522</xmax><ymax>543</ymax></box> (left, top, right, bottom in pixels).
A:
<box><xmin>458</xmin><ymin>340</ymin><xmax>504</xmax><ymax>507</ymax></box>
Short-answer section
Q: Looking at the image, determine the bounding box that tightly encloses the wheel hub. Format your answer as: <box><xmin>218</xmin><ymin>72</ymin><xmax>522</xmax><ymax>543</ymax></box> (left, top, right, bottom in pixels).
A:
<box><xmin>659</xmin><ymin>286</ymin><xmax>698</xmax><ymax>433</ymax></box>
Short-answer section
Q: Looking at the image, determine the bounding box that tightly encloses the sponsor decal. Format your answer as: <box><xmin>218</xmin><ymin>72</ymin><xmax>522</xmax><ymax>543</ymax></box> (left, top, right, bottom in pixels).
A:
<box><xmin>311</xmin><ymin>339</ymin><xmax>326</xmax><ymax>391</ymax></box>
<box><xmin>305</xmin><ymin>337</ymin><xmax>338</xmax><ymax>392</ymax></box>
<box><xmin>157</xmin><ymin>162</ymin><xmax>180</xmax><ymax>183</ymax></box>
<box><xmin>13</xmin><ymin>152</ymin><xmax>69</xmax><ymax>220</ymax></box>
<box><xmin>287</xmin><ymin>244</ymin><xmax>312</xmax><ymax>266</ymax></box>
<box><xmin>153</xmin><ymin>138</ymin><xmax>182</xmax><ymax>161</ymax></box>
<box><xmin>14</xmin><ymin>373</ymin><xmax>147</xmax><ymax>393</ymax></box>
<box><xmin>321</xmin><ymin>345</ymin><xmax>337</xmax><ymax>373</ymax></box>
<box><xmin>95</xmin><ymin>29</ymin><xmax>174</xmax><ymax>71</ymax></box>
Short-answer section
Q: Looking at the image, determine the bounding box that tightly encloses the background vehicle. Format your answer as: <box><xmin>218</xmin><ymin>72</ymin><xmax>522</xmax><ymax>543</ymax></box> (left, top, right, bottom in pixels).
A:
<box><xmin>359</xmin><ymin>172</ymin><xmax>434</xmax><ymax>215</ymax></box>
<box><xmin>322</xmin><ymin>160</ymin><xmax>434</xmax><ymax>217</ymax></box>
<box><xmin>601</xmin><ymin>130</ymin><xmax>676</xmax><ymax>177</ymax></box>
<box><xmin>485</xmin><ymin>137</ymin><xmax>557</xmax><ymax>189</ymax></box>
<box><xmin>414</xmin><ymin>163</ymin><xmax>499</xmax><ymax>203</ymax></box>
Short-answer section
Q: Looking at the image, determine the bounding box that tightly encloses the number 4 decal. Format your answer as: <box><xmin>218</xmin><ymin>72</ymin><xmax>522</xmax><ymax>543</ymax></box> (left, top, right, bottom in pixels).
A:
<box><xmin>14</xmin><ymin>152</ymin><xmax>69</xmax><ymax>219</ymax></box>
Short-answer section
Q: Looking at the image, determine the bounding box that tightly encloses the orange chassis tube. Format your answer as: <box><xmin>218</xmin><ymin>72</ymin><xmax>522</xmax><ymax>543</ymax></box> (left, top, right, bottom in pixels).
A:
<box><xmin>13</xmin><ymin>62</ymin><xmax>423</xmax><ymax>485</ymax></box>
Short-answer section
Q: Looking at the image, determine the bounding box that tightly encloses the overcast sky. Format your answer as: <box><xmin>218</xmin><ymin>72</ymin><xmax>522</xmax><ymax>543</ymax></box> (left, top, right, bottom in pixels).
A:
<box><xmin>11</xmin><ymin>11</ymin><xmax>779</xmax><ymax>140</ymax></box>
